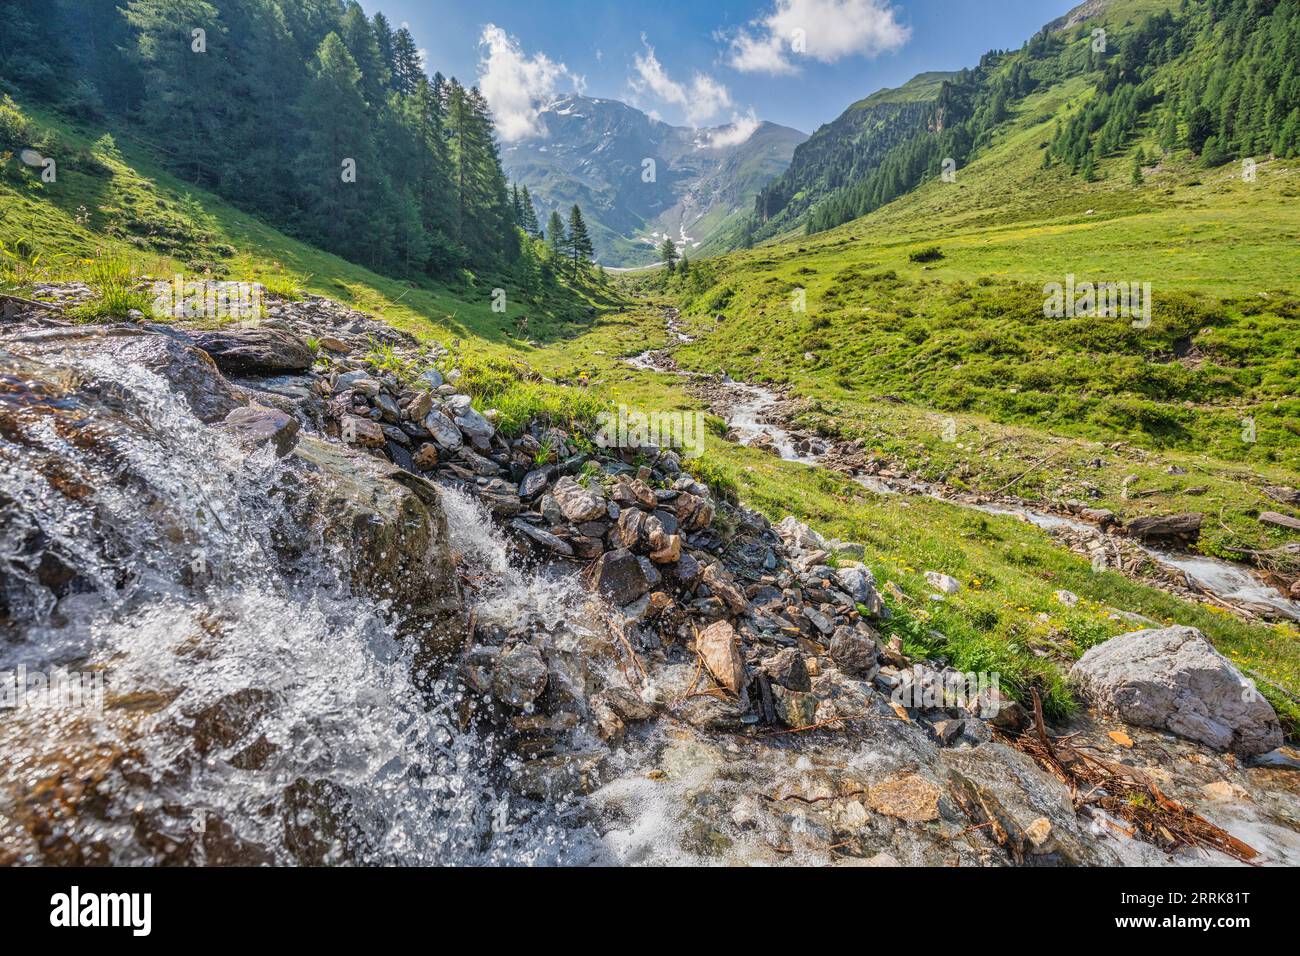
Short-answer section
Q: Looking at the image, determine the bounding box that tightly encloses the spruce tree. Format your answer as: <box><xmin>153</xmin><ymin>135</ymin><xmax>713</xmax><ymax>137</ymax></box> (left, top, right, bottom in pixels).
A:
<box><xmin>565</xmin><ymin>205</ymin><xmax>593</xmax><ymax>279</ymax></box>
<box><xmin>658</xmin><ymin>238</ymin><xmax>679</xmax><ymax>274</ymax></box>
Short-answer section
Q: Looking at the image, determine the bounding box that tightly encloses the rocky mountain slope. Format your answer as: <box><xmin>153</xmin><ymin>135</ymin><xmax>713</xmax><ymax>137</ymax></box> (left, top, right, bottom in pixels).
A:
<box><xmin>500</xmin><ymin>94</ymin><xmax>805</xmax><ymax>267</ymax></box>
<box><xmin>750</xmin><ymin>70</ymin><xmax>954</xmax><ymax>243</ymax></box>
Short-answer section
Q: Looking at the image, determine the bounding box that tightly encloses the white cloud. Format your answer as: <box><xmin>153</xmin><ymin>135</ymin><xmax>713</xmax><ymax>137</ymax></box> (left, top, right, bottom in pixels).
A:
<box><xmin>727</xmin><ymin>0</ymin><xmax>910</xmax><ymax>75</ymax></box>
<box><xmin>477</xmin><ymin>24</ymin><xmax>578</xmax><ymax>142</ymax></box>
<box><xmin>630</xmin><ymin>38</ymin><xmax>733</xmax><ymax>126</ymax></box>
<box><xmin>700</xmin><ymin>109</ymin><xmax>762</xmax><ymax>149</ymax></box>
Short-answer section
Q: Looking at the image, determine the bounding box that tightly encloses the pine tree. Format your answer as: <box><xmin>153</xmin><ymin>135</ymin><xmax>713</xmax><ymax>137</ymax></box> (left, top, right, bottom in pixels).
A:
<box><xmin>391</xmin><ymin>27</ymin><xmax>421</xmax><ymax>96</ymax></box>
<box><xmin>547</xmin><ymin>211</ymin><xmax>566</xmax><ymax>256</ymax></box>
<box><xmin>565</xmin><ymin>204</ymin><xmax>593</xmax><ymax>279</ymax></box>
<box><xmin>371</xmin><ymin>11</ymin><xmax>396</xmax><ymax>86</ymax></box>
<box><xmin>519</xmin><ymin>185</ymin><xmax>541</xmax><ymax>237</ymax></box>
<box><xmin>659</xmin><ymin>238</ymin><xmax>679</xmax><ymax>274</ymax></box>
<box><xmin>339</xmin><ymin>1</ymin><xmax>388</xmax><ymax>107</ymax></box>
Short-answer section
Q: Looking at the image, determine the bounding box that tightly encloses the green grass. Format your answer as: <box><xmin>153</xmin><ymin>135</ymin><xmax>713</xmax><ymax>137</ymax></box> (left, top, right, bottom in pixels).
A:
<box><xmin>520</xmin><ymin>304</ymin><xmax>1300</xmax><ymax>729</ymax></box>
<box><xmin>0</xmin><ymin>98</ymin><xmax>619</xmax><ymax>353</ymax></box>
<box><xmin>632</xmin><ymin>69</ymin><xmax>1300</xmax><ymax>565</ymax></box>
<box><xmin>5</xmin><ymin>89</ymin><xmax>1298</xmax><ymax>736</ymax></box>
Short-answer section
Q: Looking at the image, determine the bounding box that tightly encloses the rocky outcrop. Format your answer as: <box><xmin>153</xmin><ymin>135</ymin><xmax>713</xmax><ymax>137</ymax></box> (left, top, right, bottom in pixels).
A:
<box><xmin>1071</xmin><ymin>626</ymin><xmax>1283</xmax><ymax>756</ymax></box>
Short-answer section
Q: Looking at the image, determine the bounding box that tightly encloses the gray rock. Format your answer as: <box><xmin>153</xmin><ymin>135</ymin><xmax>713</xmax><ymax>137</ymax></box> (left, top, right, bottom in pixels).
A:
<box><xmin>829</xmin><ymin>626</ymin><xmax>879</xmax><ymax>678</ymax></box>
<box><xmin>1071</xmin><ymin>626</ymin><xmax>1283</xmax><ymax>756</ymax></box>
<box><xmin>510</xmin><ymin>519</ymin><xmax>575</xmax><ymax>557</ymax></box>
<box><xmin>447</xmin><ymin>394</ymin><xmax>494</xmax><ymax>442</ymax></box>
<box><xmin>194</xmin><ymin>327</ymin><xmax>314</xmax><ymax>374</ymax></box>
<box><xmin>924</xmin><ymin>571</ymin><xmax>962</xmax><ymax>595</ymax></box>
<box><xmin>519</xmin><ymin>466</ymin><xmax>553</xmax><ymax>499</ymax></box>
<box><xmin>762</xmin><ymin>648</ymin><xmax>811</xmax><ymax>693</ymax></box>
<box><xmin>492</xmin><ymin>644</ymin><xmax>549</xmax><ymax>709</ymax></box>
<box><xmin>553</xmin><ymin>476</ymin><xmax>607</xmax><ymax>523</ymax></box>
<box><xmin>221</xmin><ymin>405</ymin><xmax>300</xmax><ymax>457</ymax></box>
<box><xmin>587</xmin><ymin>548</ymin><xmax>650</xmax><ymax>607</ymax></box>
<box><xmin>423</xmin><ymin>409</ymin><xmax>463</xmax><ymax>451</ymax></box>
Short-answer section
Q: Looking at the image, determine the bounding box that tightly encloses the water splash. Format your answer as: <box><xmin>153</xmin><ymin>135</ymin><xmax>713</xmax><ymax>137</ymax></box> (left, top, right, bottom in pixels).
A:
<box><xmin>0</xmin><ymin>351</ymin><xmax>600</xmax><ymax>865</ymax></box>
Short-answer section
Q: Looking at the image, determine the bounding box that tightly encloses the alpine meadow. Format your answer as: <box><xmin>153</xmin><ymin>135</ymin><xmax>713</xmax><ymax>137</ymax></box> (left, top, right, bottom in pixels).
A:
<box><xmin>2</xmin><ymin>0</ymin><xmax>1300</xmax><ymax>898</ymax></box>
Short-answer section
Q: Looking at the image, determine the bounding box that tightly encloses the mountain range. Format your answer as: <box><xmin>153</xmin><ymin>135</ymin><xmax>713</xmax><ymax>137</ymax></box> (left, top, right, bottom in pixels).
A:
<box><xmin>499</xmin><ymin>94</ymin><xmax>806</xmax><ymax>268</ymax></box>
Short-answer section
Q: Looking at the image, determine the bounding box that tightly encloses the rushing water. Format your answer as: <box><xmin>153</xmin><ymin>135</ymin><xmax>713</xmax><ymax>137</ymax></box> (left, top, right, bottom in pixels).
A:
<box><xmin>0</xmin><ymin>351</ymin><xmax>605</xmax><ymax>865</ymax></box>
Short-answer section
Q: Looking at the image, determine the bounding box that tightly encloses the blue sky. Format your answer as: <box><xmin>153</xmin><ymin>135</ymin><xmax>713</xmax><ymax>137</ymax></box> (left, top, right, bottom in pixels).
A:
<box><xmin>361</xmin><ymin>0</ymin><xmax>1076</xmax><ymax>139</ymax></box>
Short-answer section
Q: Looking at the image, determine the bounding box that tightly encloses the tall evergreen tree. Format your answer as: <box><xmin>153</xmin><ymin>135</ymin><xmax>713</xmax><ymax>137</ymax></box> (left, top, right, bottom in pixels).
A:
<box><xmin>339</xmin><ymin>1</ymin><xmax>388</xmax><ymax>107</ymax></box>
<box><xmin>565</xmin><ymin>205</ymin><xmax>594</xmax><ymax>279</ymax></box>
<box><xmin>391</xmin><ymin>27</ymin><xmax>422</xmax><ymax>96</ymax></box>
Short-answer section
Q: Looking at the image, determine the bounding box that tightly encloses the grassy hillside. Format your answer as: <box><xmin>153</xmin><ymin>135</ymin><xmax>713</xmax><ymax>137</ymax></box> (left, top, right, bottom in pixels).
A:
<box><xmin>1</xmin><ymin>98</ymin><xmax>615</xmax><ymax>353</ymax></box>
<box><xmin>647</xmin><ymin>36</ymin><xmax>1300</xmax><ymax>566</ymax></box>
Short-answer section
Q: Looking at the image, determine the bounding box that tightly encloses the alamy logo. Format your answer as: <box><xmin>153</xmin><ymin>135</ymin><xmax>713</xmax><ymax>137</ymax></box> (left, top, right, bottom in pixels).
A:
<box><xmin>50</xmin><ymin>886</ymin><xmax>151</xmax><ymax>936</ymax></box>
<box><xmin>594</xmin><ymin>404</ymin><xmax>706</xmax><ymax>458</ymax></box>
<box><xmin>151</xmin><ymin>276</ymin><xmax>264</xmax><ymax>321</ymax></box>
<box><xmin>1043</xmin><ymin>274</ymin><xmax>1152</xmax><ymax>328</ymax></box>
<box><xmin>1</xmin><ymin>665</ymin><xmax>104</xmax><ymax>712</ymax></box>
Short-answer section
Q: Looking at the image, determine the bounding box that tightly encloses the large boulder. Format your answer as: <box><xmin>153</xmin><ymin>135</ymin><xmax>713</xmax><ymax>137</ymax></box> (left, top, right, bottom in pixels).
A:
<box><xmin>1</xmin><ymin>324</ymin><xmax>242</xmax><ymax>423</ymax></box>
<box><xmin>286</xmin><ymin>437</ymin><xmax>464</xmax><ymax>654</ymax></box>
<box><xmin>1070</xmin><ymin>626</ymin><xmax>1282</xmax><ymax>756</ymax></box>
<box><xmin>193</xmin><ymin>326</ymin><xmax>314</xmax><ymax>375</ymax></box>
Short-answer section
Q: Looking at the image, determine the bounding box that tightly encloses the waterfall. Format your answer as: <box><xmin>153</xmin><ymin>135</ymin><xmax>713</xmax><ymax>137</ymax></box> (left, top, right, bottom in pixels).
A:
<box><xmin>0</xmin><ymin>351</ymin><xmax>603</xmax><ymax>865</ymax></box>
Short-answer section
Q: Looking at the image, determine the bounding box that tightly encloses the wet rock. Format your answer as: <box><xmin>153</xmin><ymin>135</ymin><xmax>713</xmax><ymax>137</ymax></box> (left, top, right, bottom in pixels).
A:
<box><xmin>492</xmin><ymin>644</ymin><xmax>548</xmax><ymax>709</ymax></box>
<box><xmin>194</xmin><ymin>327</ymin><xmax>314</xmax><ymax>374</ymax></box>
<box><xmin>511</xmin><ymin>520</ymin><xmax>575</xmax><ymax>557</ymax></box>
<box><xmin>341</xmin><ymin>414</ymin><xmax>385</xmax><ymax>448</ymax></box>
<box><xmin>587</xmin><ymin>548</ymin><xmax>650</xmax><ymax>606</ymax></box>
<box><xmin>943</xmin><ymin>744</ymin><xmax>1118</xmax><ymax>865</ymax></box>
<box><xmin>696</xmin><ymin>619</ymin><xmax>745</xmax><ymax>694</ymax></box>
<box><xmin>594</xmin><ymin>686</ymin><xmax>655</xmax><ymax>722</ymax></box>
<box><xmin>288</xmin><ymin>437</ymin><xmax>463</xmax><ymax>651</ymax></box>
<box><xmin>1071</xmin><ymin>625</ymin><xmax>1283</xmax><ymax>756</ymax></box>
<box><xmin>868</xmin><ymin>775</ymin><xmax>942</xmax><ymax>823</ymax></box>
<box><xmin>221</xmin><ymin>405</ymin><xmax>300</xmax><ymax>457</ymax></box>
<box><xmin>510</xmin><ymin>752</ymin><xmax>604</xmax><ymax>800</ymax></box>
<box><xmin>3</xmin><ymin>325</ymin><xmax>242</xmax><ymax>424</ymax></box>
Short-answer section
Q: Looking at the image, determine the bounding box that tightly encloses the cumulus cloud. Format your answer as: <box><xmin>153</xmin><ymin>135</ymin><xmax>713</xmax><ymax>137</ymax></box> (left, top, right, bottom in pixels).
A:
<box><xmin>477</xmin><ymin>24</ymin><xmax>578</xmax><ymax>142</ymax></box>
<box><xmin>727</xmin><ymin>0</ymin><xmax>910</xmax><ymax>75</ymax></box>
<box><xmin>630</xmin><ymin>38</ymin><xmax>733</xmax><ymax>126</ymax></box>
<box><xmin>700</xmin><ymin>109</ymin><xmax>762</xmax><ymax>149</ymax></box>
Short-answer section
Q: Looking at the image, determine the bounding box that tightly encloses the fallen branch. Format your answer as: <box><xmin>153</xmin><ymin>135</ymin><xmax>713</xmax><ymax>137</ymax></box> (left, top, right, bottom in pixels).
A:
<box><xmin>1011</xmin><ymin>690</ymin><xmax>1259</xmax><ymax>864</ymax></box>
